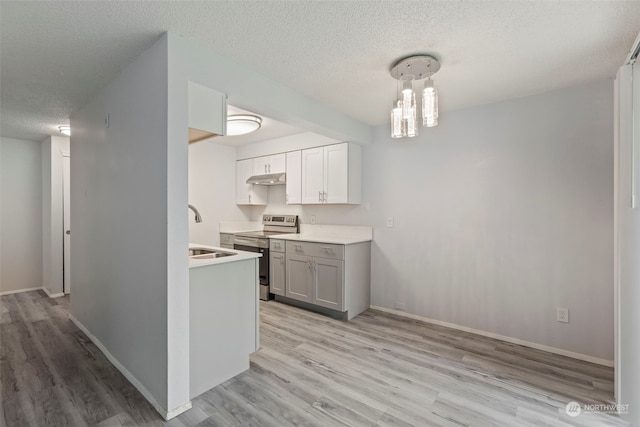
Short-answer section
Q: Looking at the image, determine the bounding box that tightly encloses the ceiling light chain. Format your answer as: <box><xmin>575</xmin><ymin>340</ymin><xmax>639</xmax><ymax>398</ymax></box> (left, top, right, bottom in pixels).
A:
<box><xmin>389</xmin><ymin>55</ymin><xmax>440</xmax><ymax>138</ymax></box>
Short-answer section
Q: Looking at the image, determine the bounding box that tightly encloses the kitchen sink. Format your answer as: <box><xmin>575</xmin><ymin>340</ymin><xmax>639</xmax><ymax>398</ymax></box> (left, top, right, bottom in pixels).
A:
<box><xmin>189</xmin><ymin>248</ymin><xmax>236</xmax><ymax>259</ymax></box>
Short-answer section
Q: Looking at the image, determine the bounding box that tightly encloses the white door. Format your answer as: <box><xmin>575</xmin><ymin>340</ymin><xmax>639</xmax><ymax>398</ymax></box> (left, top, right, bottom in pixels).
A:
<box><xmin>63</xmin><ymin>155</ymin><xmax>71</xmax><ymax>294</ymax></box>
<box><xmin>301</xmin><ymin>147</ymin><xmax>324</xmax><ymax>204</ymax></box>
<box><xmin>324</xmin><ymin>143</ymin><xmax>349</xmax><ymax>203</ymax></box>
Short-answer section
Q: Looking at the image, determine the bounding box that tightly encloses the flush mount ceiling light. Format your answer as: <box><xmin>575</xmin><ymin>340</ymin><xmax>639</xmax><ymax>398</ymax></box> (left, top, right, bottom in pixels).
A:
<box><xmin>389</xmin><ymin>54</ymin><xmax>441</xmax><ymax>138</ymax></box>
<box><xmin>226</xmin><ymin>114</ymin><xmax>262</xmax><ymax>136</ymax></box>
<box><xmin>58</xmin><ymin>125</ymin><xmax>71</xmax><ymax>136</ymax></box>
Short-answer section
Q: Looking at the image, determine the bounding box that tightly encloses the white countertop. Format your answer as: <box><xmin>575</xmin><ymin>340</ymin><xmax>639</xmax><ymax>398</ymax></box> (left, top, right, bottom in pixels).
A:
<box><xmin>219</xmin><ymin>221</ymin><xmax>261</xmax><ymax>234</ymax></box>
<box><xmin>273</xmin><ymin>225</ymin><xmax>373</xmax><ymax>245</ymax></box>
<box><xmin>189</xmin><ymin>243</ymin><xmax>261</xmax><ymax>269</ymax></box>
<box><xmin>274</xmin><ymin>233</ymin><xmax>371</xmax><ymax>244</ymax></box>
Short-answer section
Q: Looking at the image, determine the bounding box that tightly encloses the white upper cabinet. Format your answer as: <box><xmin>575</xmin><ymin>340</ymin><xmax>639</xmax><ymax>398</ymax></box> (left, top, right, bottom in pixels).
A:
<box><xmin>301</xmin><ymin>147</ymin><xmax>325</xmax><ymax>204</ymax></box>
<box><xmin>301</xmin><ymin>143</ymin><xmax>361</xmax><ymax>204</ymax></box>
<box><xmin>286</xmin><ymin>151</ymin><xmax>302</xmax><ymax>204</ymax></box>
<box><xmin>188</xmin><ymin>82</ymin><xmax>227</xmax><ymax>143</ymax></box>
<box><xmin>253</xmin><ymin>153</ymin><xmax>286</xmax><ymax>175</ymax></box>
<box><xmin>236</xmin><ymin>159</ymin><xmax>267</xmax><ymax>205</ymax></box>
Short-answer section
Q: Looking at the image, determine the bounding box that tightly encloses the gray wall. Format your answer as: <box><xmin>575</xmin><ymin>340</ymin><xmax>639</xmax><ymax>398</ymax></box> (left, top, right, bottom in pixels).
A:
<box><xmin>0</xmin><ymin>137</ymin><xmax>43</xmax><ymax>294</ymax></box>
<box><xmin>252</xmin><ymin>79</ymin><xmax>615</xmax><ymax>362</ymax></box>
<box><xmin>70</xmin><ymin>36</ymin><xmax>174</xmax><ymax>413</ymax></box>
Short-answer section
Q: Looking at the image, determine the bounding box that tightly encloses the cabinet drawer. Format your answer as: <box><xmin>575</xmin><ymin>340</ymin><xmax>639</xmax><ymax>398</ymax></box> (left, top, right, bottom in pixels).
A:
<box><xmin>270</xmin><ymin>239</ymin><xmax>285</xmax><ymax>253</ymax></box>
<box><xmin>286</xmin><ymin>241</ymin><xmax>344</xmax><ymax>260</ymax></box>
<box><xmin>220</xmin><ymin>233</ymin><xmax>234</xmax><ymax>246</ymax></box>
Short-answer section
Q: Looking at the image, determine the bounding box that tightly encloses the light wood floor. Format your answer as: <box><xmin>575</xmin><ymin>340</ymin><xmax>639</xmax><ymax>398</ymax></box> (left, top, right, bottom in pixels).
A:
<box><xmin>0</xmin><ymin>290</ymin><xmax>629</xmax><ymax>426</ymax></box>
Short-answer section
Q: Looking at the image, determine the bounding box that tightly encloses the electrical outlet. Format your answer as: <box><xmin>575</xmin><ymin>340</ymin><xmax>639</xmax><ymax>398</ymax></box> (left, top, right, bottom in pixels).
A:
<box><xmin>310</xmin><ymin>215</ymin><xmax>316</xmax><ymax>225</ymax></box>
<box><xmin>395</xmin><ymin>301</ymin><xmax>406</xmax><ymax>311</ymax></box>
<box><xmin>386</xmin><ymin>217</ymin><xmax>394</xmax><ymax>228</ymax></box>
<box><xmin>557</xmin><ymin>307</ymin><xmax>569</xmax><ymax>323</ymax></box>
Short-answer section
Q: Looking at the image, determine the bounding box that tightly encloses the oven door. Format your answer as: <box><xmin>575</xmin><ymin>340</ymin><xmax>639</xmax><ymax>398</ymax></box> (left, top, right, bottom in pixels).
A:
<box><xmin>234</xmin><ymin>244</ymin><xmax>269</xmax><ymax>286</ymax></box>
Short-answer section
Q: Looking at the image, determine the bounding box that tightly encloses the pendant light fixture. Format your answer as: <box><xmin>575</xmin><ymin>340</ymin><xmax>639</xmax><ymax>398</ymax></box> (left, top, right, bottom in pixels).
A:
<box><xmin>389</xmin><ymin>55</ymin><xmax>440</xmax><ymax>138</ymax></box>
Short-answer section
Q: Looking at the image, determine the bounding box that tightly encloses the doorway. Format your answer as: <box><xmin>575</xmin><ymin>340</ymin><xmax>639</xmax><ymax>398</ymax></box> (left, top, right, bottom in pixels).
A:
<box><xmin>63</xmin><ymin>153</ymin><xmax>70</xmax><ymax>294</ymax></box>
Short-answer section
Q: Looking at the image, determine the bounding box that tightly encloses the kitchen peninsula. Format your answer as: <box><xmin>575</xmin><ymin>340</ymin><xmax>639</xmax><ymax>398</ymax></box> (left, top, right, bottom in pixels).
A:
<box><xmin>188</xmin><ymin>244</ymin><xmax>261</xmax><ymax>399</ymax></box>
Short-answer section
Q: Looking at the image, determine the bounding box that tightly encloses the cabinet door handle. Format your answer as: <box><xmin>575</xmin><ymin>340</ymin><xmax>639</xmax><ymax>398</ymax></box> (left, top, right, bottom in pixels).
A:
<box><xmin>268</xmin><ymin>164</ymin><xmax>271</xmax><ymax>173</ymax></box>
<box><xmin>323</xmin><ymin>191</ymin><xmax>327</xmax><ymax>203</ymax></box>
<box><xmin>318</xmin><ymin>191</ymin><xmax>322</xmax><ymax>202</ymax></box>
<box><xmin>249</xmin><ymin>194</ymin><xmax>251</xmax><ymax>203</ymax></box>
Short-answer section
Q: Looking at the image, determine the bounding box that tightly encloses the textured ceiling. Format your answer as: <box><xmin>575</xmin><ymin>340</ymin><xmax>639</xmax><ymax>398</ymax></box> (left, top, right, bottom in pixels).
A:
<box><xmin>1</xmin><ymin>1</ymin><xmax>639</xmax><ymax>142</ymax></box>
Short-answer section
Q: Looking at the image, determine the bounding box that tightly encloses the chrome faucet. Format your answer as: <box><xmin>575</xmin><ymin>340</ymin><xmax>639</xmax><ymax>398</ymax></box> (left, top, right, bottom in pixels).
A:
<box><xmin>188</xmin><ymin>204</ymin><xmax>203</xmax><ymax>223</ymax></box>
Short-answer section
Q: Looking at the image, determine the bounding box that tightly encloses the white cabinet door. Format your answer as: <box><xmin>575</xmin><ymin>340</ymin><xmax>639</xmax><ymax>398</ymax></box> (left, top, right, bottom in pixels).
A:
<box><xmin>286</xmin><ymin>254</ymin><xmax>313</xmax><ymax>303</ymax></box>
<box><xmin>236</xmin><ymin>159</ymin><xmax>253</xmax><ymax>204</ymax></box>
<box><xmin>253</xmin><ymin>154</ymin><xmax>286</xmax><ymax>174</ymax></box>
<box><xmin>268</xmin><ymin>153</ymin><xmax>286</xmax><ymax>174</ymax></box>
<box><xmin>253</xmin><ymin>156</ymin><xmax>270</xmax><ymax>175</ymax></box>
<box><xmin>270</xmin><ymin>252</ymin><xmax>286</xmax><ymax>296</ymax></box>
<box><xmin>324</xmin><ymin>143</ymin><xmax>349</xmax><ymax>204</ymax></box>
<box><xmin>313</xmin><ymin>257</ymin><xmax>344</xmax><ymax>311</ymax></box>
<box><xmin>286</xmin><ymin>151</ymin><xmax>302</xmax><ymax>204</ymax></box>
<box><xmin>301</xmin><ymin>147</ymin><xmax>324</xmax><ymax>204</ymax></box>
<box><xmin>236</xmin><ymin>159</ymin><xmax>267</xmax><ymax>205</ymax></box>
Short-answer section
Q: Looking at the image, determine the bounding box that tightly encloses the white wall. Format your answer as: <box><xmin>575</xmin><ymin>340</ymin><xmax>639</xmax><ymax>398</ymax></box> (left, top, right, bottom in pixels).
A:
<box><xmin>0</xmin><ymin>137</ymin><xmax>43</xmax><ymax>294</ymax></box>
<box><xmin>70</xmin><ymin>35</ymin><xmax>179</xmax><ymax>415</ymax></box>
<box><xmin>188</xmin><ymin>141</ymin><xmax>250</xmax><ymax>246</ymax></box>
<box><xmin>41</xmin><ymin>136</ymin><xmax>69</xmax><ymax>297</ymax></box>
<box><xmin>236</xmin><ymin>132</ymin><xmax>340</xmax><ymax>160</ymax></box>
<box><xmin>249</xmin><ymin>80</ymin><xmax>615</xmax><ymax>362</ymax></box>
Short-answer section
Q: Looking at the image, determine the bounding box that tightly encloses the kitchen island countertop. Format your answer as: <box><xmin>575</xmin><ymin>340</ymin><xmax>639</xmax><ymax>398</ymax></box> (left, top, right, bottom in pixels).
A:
<box><xmin>188</xmin><ymin>243</ymin><xmax>261</xmax><ymax>269</ymax></box>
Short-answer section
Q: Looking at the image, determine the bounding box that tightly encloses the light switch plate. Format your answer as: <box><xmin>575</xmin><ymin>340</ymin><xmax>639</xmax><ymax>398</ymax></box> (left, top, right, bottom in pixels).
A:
<box><xmin>386</xmin><ymin>217</ymin><xmax>394</xmax><ymax>228</ymax></box>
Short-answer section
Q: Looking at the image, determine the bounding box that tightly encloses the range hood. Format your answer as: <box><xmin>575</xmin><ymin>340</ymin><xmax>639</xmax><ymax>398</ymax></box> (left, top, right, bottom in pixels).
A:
<box><xmin>246</xmin><ymin>172</ymin><xmax>286</xmax><ymax>185</ymax></box>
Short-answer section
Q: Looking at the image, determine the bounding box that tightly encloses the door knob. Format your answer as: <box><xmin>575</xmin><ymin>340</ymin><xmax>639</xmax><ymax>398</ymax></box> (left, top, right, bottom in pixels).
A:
<box><xmin>65</xmin><ymin>230</ymin><xmax>71</xmax><ymax>235</ymax></box>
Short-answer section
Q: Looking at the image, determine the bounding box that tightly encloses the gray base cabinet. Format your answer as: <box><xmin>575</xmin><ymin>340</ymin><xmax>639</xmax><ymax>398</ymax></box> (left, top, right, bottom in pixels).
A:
<box><xmin>269</xmin><ymin>251</ymin><xmax>286</xmax><ymax>296</ymax></box>
<box><xmin>313</xmin><ymin>257</ymin><xmax>343</xmax><ymax>310</ymax></box>
<box><xmin>284</xmin><ymin>240</ymin><xmax>370</xmax><ymax>319</ymax></box>
<box><xmin>285</xmin><ymin>253</ymin><xmax>313</xmax><ymax>302</ymax></box>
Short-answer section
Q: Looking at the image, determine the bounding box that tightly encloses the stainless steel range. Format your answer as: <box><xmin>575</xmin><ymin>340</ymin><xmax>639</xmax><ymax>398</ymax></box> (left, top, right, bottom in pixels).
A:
<box><xmin>233</xmin><ymin>214</ymin><xmax>298</xmax><ymax>300</ymax></box>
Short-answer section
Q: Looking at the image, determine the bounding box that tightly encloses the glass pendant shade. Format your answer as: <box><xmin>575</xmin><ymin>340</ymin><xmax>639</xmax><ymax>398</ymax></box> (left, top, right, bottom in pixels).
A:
<box><xmin>391</xmin><ymin>100</ymin><xmax>403</xmax><ymax>138</ymax></box>
<box><xmin>422</xmin><ymin>79</ymin><xmax>438</xmax><ymax>127</ymax></box>
<box><xmin>402</xmin><ymin>81</ymin><xmax>418</xmax><ymax>137</ymax></box>
<box><xmin>401</xmin><ymin>81</ymin><xmax>414</xmax><ymax>119</ymax></box>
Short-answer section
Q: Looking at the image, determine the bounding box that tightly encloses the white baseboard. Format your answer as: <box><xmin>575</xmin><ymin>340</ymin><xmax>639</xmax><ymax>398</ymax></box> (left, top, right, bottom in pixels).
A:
<box><xmin>0</xmin><ymin>287</ymin><xmax>43</xmax><ymax>296</ymax></box>
<box><xmin>69</xmin><ymin>315</ymin><xmax>192</xmax><ymax>420</ymax></box>
<box><xmin>369</xmin><ymin>305</ymin><xmax>614</xmax><ymax>367</ymax></box>
<box><xmin>42</xmin><ymin>287</ymin><xmax>65</xmax><ymax>298</ymax></box>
